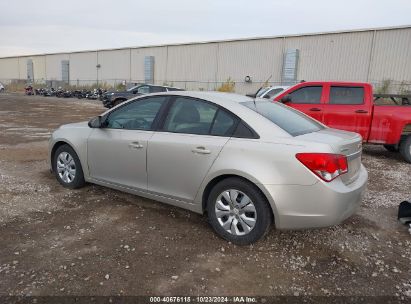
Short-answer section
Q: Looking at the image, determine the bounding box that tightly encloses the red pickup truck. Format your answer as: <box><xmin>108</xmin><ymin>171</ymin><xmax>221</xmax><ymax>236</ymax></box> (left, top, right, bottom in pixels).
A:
<box><xmin>273</xmin><ymin>81</ymin><xmax>411</xmax><ymax>163</ymax></box>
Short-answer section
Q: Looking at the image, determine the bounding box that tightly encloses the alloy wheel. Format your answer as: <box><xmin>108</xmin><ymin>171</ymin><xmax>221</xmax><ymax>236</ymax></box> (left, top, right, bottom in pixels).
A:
<box><xmin>215</xmin><ymin>189</ymin><xmax>257</xmax><ymax>236</ymax></box>
<box><xmin>56</xmin><ymin>152</ymin><xmax>76</xmax><ymax>183</ymax></box>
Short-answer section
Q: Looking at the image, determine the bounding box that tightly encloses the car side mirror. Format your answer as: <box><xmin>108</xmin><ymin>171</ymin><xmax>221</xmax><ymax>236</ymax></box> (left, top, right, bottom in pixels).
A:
<box><xmin>280</xmin><ymin>95</ymin><xmax>292</xmax><ymax>103</ymax></box>
<box><xmin>132</xmin><ymin>90</ymin><xmax>138</xmax><ymax>94</ymax></box>
<box><xmin>263</xmin><ymin>95</ymin><xmax>271</xmax><ymax>99</ymax></box>
<box><xmin>88</xmin><ymin>116</ymin><xmax>103</xmax><ymax>128</ymax></box>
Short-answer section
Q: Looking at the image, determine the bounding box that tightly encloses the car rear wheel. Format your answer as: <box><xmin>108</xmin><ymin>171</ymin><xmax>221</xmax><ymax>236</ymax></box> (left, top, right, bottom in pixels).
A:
<box><xmin>399</xmin><ymin>135</ymin><xmax>411</xmax><ymax>163</ymax></box>
<box><xmin>53</xmin><ymin>144</ymin><xmax>85</xmax><ymax>189</ymax></box>
<box><xmin>383</xmin><ymin>144</ymin><xmax>398</xmax><ymax>152</ymax></box>
<box><xmin>207</xmin><ymin>178</ymin><xmax>272</xmax><ymax>245</ymax></box>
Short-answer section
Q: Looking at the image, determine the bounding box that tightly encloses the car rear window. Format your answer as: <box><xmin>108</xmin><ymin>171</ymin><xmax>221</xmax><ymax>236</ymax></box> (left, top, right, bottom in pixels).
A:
<box><xmin>329</xmin><ymin>86</ymin><xmax>364</xmax><ymax>105</ymax></box>
<box><xmin>241</xmin><ymin>101</ymin><xmax>324</xmax><ymax>136</ymax></box>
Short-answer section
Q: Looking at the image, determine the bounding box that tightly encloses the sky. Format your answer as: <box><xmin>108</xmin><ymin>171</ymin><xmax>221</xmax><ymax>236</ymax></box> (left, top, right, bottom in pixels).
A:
<box><xmin>0</xmin><ymin>0</ymin><xmax>410</xmax><ymax>57</ymax></box>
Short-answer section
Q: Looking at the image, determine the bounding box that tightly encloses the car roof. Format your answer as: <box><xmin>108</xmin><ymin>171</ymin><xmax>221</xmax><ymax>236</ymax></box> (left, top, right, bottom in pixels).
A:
<box><xmin>290</xmin><ymin>81</ymin><xmax>371</xmax><ymax>86</ymax></box>
<box><xmin>128</xmin><ymin>84</ymin><xmax>183</xmax><ymax>90</ymax></box>
<box><xmin>105</xmin><ymin>90</ymin><xmax>291</xmax><ymax>139</ymax></box>
<box><xmin>266</xmin><ymin>86</ymin><xmax>289</xmax><ymax>89</ymax></box>
<box><xmin>151</xmin><ymin>91</ymin><xmax>257</xmax><ymax>105</ymax></box>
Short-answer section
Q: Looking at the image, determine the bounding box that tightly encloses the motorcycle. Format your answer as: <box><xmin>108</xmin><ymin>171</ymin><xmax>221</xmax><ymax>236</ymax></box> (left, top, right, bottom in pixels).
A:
<box><xmin>25</xmin><ymin>86</ymin><xmax>34</xmax><ymax>95</ymax></box>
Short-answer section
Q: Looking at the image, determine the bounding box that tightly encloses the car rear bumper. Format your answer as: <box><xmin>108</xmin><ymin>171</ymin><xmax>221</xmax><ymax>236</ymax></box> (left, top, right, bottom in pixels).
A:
<box><xmin>263</xmin><ymin>164</ymin><xmax>368</xmax><ymax>229</ymax></box>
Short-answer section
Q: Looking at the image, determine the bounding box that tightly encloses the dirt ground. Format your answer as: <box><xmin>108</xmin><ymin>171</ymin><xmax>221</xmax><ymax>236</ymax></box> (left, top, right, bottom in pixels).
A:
<box><xmin>0</xmin><ymin>94</ymin><xmax>410</xmax><ymax>298</ymax></box>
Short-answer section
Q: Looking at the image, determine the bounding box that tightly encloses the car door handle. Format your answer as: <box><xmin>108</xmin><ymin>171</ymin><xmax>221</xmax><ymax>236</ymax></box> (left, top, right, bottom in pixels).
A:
<box><xmin>355</xmin><ymin>110</ymin><xmax>368</xmax><ymax>114</ymax></box>
<box><xmin>192</xmin><ymin>146</ymin><xmax>211</xmax><ymax>154</ymax></box>
<box><xmin>309</xmin><ymin>108</ymin><xmax>321</xmax><ymax>112</ymax></box>
<box><xmin>129</xmin><ymin>142</ymin><xmax>144</xmax><ymax>149</ymax></box>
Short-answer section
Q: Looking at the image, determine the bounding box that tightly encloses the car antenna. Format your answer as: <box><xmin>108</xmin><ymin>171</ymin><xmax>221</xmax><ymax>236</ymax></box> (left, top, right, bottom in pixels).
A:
<box><xmin>254</xmin><ymin>74</ymin><xmax>272</xmax><ymax>106</ymax></box>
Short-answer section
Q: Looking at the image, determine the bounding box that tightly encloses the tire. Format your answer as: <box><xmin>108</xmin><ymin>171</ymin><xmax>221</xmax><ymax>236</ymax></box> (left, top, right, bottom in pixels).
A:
<box><xmin>53</xmin><ymin>144</ymin><xmax>86</xmax><ymax>189</ymax></box>
<box><xmin>206</xmin><ymin>177</ymin><xmax>272</xmax><ymax>245</ymax></box>
<box><xmin>383</xmin><ymin>144</ymin><xmax>398</xmax><ymax>152</ymax></box>
<box><xmin>399</xmin><ymin>135</ymin><xmax>411</xmax><ymax>163</ymax></box>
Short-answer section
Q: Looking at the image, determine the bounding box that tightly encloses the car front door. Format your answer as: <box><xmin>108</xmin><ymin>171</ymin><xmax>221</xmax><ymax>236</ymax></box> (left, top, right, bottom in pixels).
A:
<box><xmin>278</xmin><ymin>85</ymin><xmax>325</xmax><ymax>122</ymax></box>
<box><xmin>87</xmin><ymin>96</ymin><xmax>167</xmax><ymax>190</ymax></box>
<box><xmin>147</xmin><ymin>96</ymin><xmax>237</xmax><ymax>202</ymax></box>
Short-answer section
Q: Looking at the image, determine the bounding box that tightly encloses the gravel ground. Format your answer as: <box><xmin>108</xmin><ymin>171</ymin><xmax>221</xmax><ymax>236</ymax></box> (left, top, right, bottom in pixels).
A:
<box><xmin>0</xmin><ymin>94</ymin><xmax>410</xmax><ymax>298</ymax></box>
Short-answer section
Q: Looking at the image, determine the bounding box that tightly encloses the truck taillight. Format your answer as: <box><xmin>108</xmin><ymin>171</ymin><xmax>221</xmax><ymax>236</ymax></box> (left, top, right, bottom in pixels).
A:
<box><xmin>296</xmin><ymin>153</ymin><xmax>348</xmax><ymax>182</ymax></box>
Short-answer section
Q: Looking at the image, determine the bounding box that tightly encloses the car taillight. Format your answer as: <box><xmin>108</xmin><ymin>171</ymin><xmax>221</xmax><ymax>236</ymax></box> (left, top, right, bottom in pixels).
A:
<box><xmin>296</xmin><ymin>153</ymin><xmax>348</xmax><ymax>182</ymax></box>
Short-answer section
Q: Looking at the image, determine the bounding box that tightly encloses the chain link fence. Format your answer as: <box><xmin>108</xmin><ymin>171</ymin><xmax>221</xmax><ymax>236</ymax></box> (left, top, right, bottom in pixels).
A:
<box><xmin>1</xmin><ymin>78</ymin><xmax>410</xmax><ymax>95</ymax></box>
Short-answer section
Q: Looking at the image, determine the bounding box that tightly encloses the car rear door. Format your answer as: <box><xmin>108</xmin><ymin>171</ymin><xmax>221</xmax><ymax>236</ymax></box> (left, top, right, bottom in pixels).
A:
<box><xmin>87</xmin><ymin>96</ymin><xmax>167</xmax><ymax>190</ymax></box>
<box><xmin>277</xmin><ymin>85</ymin><xmax>325</xmax><ymax>122</ymax></box>
<box><xmin>322</xmin><ymin>84</ymin><xmax>372</xmax><ymax>139</ymax></box>
<box><xmin>147</xmin><ymin>96</ymin><xmax>237</xmax><ymax>202</ymax></box>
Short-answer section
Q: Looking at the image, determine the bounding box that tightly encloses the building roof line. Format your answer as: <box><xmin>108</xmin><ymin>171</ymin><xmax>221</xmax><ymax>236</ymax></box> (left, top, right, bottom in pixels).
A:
<box><xmin>1</xmin><ymin>24</ymin><xmax>410</xmax><ymax>59</ymax></box>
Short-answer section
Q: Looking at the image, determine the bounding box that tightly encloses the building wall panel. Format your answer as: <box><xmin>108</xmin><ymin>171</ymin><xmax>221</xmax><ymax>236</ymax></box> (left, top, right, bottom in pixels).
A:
<box><xmin>166</xmin><ymin>43</ymin><xmax>218</xmax><ymax>90</ymax></box>
<box><xmin>284</xmin><ymin>31</ymin><xmax>373</xmax><ymax>82</ymax></box>
<box><xmin>69</xmin><ymin>52</ymin><xmax>98</xmax><ymax>86</ymax></box>
<box><xmin>45</xmin><ymin>53</ymin><xmax>70</xmax><ymax>80</ymax></box>
<box><xmin>0</xmin><ymin>57</ymin><xmax>20</xmax><ymax>80</ymax></box>
<box><xmin>130</xmin><ymin>47</ymin><xmax>167</xmax><ymax>84</ymax></box>
<box><xmin>369</xmin><ymin>28</ymin><xmax>411</xmax><ymax>84</ymax></box>
<box><xmin>16</xmin><ymin>55</ymin><xmax>46</xmax><ymax>82</ymax></box>
<box><xmin>97</xmin><ymin>49</ymin><xmax>131</xmax><ymax>85</ymax></box>
<box><xmin>216</xmin><ymin>38</ymin><xmax>284</xmax><ymax>94</ymax></box>
<box><xmin>217</xmin><ymin>38</ymin><xmax>284</xmax><ymax>83</ymax></box>
<box><xmin>0</xmin><ymin>26</ymin><xmax>409</xmax><ymax>92</ymax></box>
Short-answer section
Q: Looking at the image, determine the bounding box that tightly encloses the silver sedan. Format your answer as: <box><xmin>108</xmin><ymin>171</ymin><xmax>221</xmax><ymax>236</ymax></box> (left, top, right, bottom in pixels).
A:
<box><xmin>49</xmin><ymin>91</ymin><xmax>368</xmax><ymax>245</ymax></box>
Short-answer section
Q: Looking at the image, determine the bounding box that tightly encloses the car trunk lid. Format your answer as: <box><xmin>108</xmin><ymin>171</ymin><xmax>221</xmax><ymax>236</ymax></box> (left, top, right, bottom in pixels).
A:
<box><xmin>296</xmin><ymin>128</ymin><xmax>362</xmax><ymax>185</ymax></box>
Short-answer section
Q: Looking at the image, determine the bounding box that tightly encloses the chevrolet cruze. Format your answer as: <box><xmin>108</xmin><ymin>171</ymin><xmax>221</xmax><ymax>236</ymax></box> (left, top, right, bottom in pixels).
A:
<box><xmin>49</xmin><ymin>91</ymin><xmax>368</xmax><ymax>245</ymax></box>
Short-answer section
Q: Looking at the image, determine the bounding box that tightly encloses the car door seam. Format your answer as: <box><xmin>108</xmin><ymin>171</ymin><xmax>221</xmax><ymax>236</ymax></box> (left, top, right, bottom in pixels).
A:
<box><xmin>192</xmin><ymin>137</ymin><xmax>231</xmax><ymax>203</ymax></box>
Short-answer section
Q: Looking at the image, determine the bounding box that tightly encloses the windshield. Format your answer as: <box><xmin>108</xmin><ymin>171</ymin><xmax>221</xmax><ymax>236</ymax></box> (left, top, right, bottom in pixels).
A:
<box><xmin>127</xmin><ymin>86</ymin><xmax>140</xmax><ymax>92</ymax></box>
<box><xmin>241</xmin><ymin>101</ymin><xmax>324</xmax><ymax>136</ymax></box>
<box><xmin>256</xmin><ymin>87</ymin><xmax>270</xmax><ymax>97</ymax></box>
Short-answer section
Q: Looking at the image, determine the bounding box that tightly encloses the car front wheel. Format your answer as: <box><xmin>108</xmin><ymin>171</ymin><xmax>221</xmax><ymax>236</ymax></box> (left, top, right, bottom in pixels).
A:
<box><xmin>207</xmin><ymin>178</ymin><xmax>272</xmax><ymax>245</ymax></box>
<box><xmin>53</xmin><ymin>144</ymin><xmax>85</xmax><ymax>189</ymax></box>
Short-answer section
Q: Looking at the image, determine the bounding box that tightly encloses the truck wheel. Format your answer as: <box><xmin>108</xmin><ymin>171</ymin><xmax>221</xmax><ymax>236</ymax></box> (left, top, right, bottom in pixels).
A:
<box><xmin>383</xmin><ymin>144</ymin><xmax>398</xmax><ymax>152</ymax></box>
<box><xmin>399</xmin><ymin>136</ymin><xmax>411</xmax><ymax>163</ymax></box>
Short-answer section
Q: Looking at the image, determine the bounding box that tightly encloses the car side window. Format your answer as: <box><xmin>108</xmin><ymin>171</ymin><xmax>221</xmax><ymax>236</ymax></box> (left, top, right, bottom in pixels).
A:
<box><xmin>288</xmin><ymin>86</ymin><xmax>322</xmax><ymax>104</ymax></box>
<box><xmin>105</xmin><ymin>96</ymin><xmax>166</xmax><ymax>130</ymax></box>
<box><xmin>211</xmin><ymin>109</ymin><xmax>238</xmax><ymax>136</ymax></box>
<box><xmin>136</xmin><ymin>86</ymin><xmax>150</xmax><ymax>94</ymax></box>
<box><xmin>151</xmin><ymin>86</ymin><xmax>167</xmax><ymax>93</ymax></box>
<box><xmin>232</xmin><ymin>121</ymin><xmax>259</xmax><ymax>139</ymax></box>
<box><xmin>329</xmin><ymin>86</ymin><xmax>364</xmax><ymax>105</ymax></box>
<box><xmin>163</xmin><ymin>97</ymin><xmax>218</xmax><ymax>135</ymax></box>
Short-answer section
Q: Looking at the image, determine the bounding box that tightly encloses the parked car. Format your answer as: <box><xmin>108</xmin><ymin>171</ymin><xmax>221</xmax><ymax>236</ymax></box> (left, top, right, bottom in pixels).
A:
<box><xmin>0</xmin><ymin>82</ymin><xmax>4</xmax><ymax>92</ymax></box>
<box><xmin>273</xmin><ymin>81</ymin><xmax>411</xmax><ymax>163</ymax></box>
<box><xmin>256</xmin><ymin>86</ymin><xmax>289</xmax><ymax>99</ymax></box>
<box><xmin>49</xmin><ymin>92</ymin><xmax>367</xmax><ymax>244</ymax></box>
<box><xmin>101</xmin><ymin>84</ymin><xmax>183</xmax><ymax>108</ymax></box>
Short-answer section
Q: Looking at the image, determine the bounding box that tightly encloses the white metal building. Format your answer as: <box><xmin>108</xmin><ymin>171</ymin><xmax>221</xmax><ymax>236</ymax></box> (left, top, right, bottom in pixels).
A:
<box><xmin>0</xmin><ymin>25</ymin><xmax>410</xmax><ymax>94</ymax></box>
